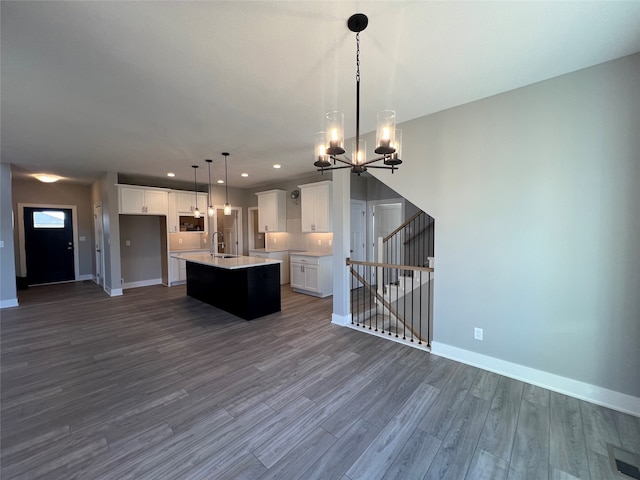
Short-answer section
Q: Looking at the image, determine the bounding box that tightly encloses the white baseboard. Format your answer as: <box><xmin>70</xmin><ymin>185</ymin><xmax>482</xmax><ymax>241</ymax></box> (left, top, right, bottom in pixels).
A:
<box><xmin>77</xmin><ymin>274</ymin><xmax>93</xmax><ymax>281</ymax></box>
<box><xmin>431</xmin><ymin>341</ymin><xmax>640</xmax><ymax>417</ymax></box>
<box><xmin>122</xmin><ymin>278</ymin><xmax>163</xmax><ymax>290</ymax></box>
<box><xmin>331</xmin><ymin>313</ymin><xmax>351</xmax><ymax>326</ymax></box>
<box><xmin>0</xmin><ymin>298</ymin><xmax>19</xmax><ymax>309</ymax></box>
<box><xmin>105</xmin><ymin>286</ymin><xmax>123</xmax><ymax>297</ymax></box>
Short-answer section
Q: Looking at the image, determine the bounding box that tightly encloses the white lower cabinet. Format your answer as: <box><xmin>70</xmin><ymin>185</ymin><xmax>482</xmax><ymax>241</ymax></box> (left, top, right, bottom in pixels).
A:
<box><xmin>290</xmin><ymin>253</ymin><xmax>332</xmax><ymax>297</ymax></box>
<box><xmin>169</xmin><ymin>250</ymin><xmax>207</xmax><ymax>286</ymax></box>
<box><xmin>248</xmin><ymin>250</ymin><xmax>289</xmax><ymax>285</ymax></box>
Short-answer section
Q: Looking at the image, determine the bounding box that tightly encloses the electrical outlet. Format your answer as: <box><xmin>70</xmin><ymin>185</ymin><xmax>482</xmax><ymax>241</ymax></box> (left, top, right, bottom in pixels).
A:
<box><xmin>125</xmin><ymin>240</ymin><xmax>131</xmax><ymax>246</ymax></box>
<box><xmin>178</xmin><ymin>238</ymin><xmax>183</xmax><ymax>244</ymax></box>
<box><xmin>474</xmin><ymin>327</ymin><xmax>483</xmax><ymax>341</ymax></box>
<box><xmin>317</xmin><ymin>239</ymin><xmax>321</xmax><ymax>245</ymax></box>
<box><xmin>329</xmin><ymin>239</ymin><xmax>332</xmax><ymax>246</ymax></box>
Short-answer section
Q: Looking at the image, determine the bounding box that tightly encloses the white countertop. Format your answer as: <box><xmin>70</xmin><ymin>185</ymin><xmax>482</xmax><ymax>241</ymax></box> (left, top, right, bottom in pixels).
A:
<box><xmin>169</xmin><ymin>248</ymin><xmax>209</xmax><ymax>253</ymax></box>
<box><xmin>171</xmin><ymin>252</ymin><xmax>282</xmax><ymax>270</ymax></box>
<box><xmin>248</xmin><ymin>248</ymin><xmax>290</xmax><ymax>253</ymax></box>
<box><xmin>290</xmin><ymin>251</ymin><xmax>333</xmax><ymax>257</ymax></box>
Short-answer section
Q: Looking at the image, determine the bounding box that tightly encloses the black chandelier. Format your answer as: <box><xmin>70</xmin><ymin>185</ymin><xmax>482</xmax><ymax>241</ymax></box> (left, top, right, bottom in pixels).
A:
<box><xmin>314</xmin><ymin>13</ymin><xmax>402</xmax><ymax>175</ymax></box>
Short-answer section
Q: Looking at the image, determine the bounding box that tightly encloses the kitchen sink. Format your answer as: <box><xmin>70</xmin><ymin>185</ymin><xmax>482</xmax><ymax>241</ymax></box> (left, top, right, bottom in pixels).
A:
<box><xmin>211</xmin><ymin>254</ymin><xmax>238</xmax><ymax>259</ymax></box>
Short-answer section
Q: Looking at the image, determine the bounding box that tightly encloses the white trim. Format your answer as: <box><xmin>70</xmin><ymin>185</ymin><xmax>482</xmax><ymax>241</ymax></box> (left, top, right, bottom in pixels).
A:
<box><xmin>247</xmin><ymin>207</ymin><xmax>259</xmax><ymax>251</ymax></box>
<box><xmin>105</xmin><ymin>286</ymin><xmax>123</xmax><ymax>297</ymax></box>
<box><xmin>431</xmin><ymin>341</ymin><xmax>640</xmax><ymax>417</ymax></box>
<box><xmin>331</xmin><ymin>313</ymin><xmax>352</xmax><ymax>326</ymax></box>
<box><xmin>17</xmin><ymin>203</ymin><xmax>81</xmax><ymax>281</ymax></box>
<box><xmin>0</xmin><ymin>298</ymin><xmax>19</xmax><ymax>309</ymax></box>
<box><xmin>122</xmin><ymin>278</ymin><xmax>163</xmax><ymax>290</ymax></box>
<box><xmin>77</xmin><ymin>274</ymin><xmax>93</xmax><ymax>281</ymax></box>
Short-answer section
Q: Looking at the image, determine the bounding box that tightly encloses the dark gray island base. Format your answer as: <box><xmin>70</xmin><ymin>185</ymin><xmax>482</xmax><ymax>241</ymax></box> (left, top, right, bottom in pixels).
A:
<box><xmin>185</xmin><ymin>259</ymin><xmax>281</xmax><ymax>320</ymax></box>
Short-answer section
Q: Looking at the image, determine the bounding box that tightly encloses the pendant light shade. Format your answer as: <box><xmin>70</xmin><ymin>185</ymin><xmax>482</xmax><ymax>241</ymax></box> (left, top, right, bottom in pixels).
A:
<box><xmin>205</xmin><ymin>159</ymin><xmax>214</xmax><ymax>217</ymax></box>
<box><xmin>191</xmin><ymin>165</ymin><xmax>200</xmax><ymax>218</ymax></box>
<box><xmin>222</xmin><ymin>152</ymin><xmax>231</xmax><ymax>216</ymax></box>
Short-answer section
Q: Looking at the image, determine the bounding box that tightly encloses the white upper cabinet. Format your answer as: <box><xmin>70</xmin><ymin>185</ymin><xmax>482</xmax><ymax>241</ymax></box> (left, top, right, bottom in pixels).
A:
<box><xmin>299</xmin><ymin>181</ymin><xmax>332</xmax><ymax>232</ymax></box>
<box><xmin>256</xmin><ymin>189</ymin><xmax>287</xmax><ymax>233</ymax></box>
<box><xmin>175</xmin><ymin>191</ymin><xmax>207</xmax><ymax>214</ymax></box>
<box><xmin>167</xmin><ymin>191</ymin><xmax>209</xmax><ymax>233</ymax></box>
<box><xmin>118</xmin><ymin>186</ymin><xmax>168</xmax><ymax>215</ymax></box>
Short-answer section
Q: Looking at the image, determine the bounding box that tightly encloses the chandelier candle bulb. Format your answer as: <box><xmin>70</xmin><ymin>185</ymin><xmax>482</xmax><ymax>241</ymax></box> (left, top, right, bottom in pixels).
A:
<box><xmin>352</xmin><ymin>139</ymin><xmax>367</xmax><ymax>173</ymax></box>
<box><xmin>375</xmin><ymin>110</ymin><xmax>396</xmax><ymax>154</ymax></box>
<box><xmin>325</xmin><ymin>111</ymin><xmax>345</xmax><ymax>155</ymax></box>
<box><xmin>385</xmin><ymin>129</ymin><xmax>403</xmax><ymax>167</ymax></box>
<box><xmin>314</xmin><ymin>132</ymin><xmax>331</xmax><ymax>167</ymax></box>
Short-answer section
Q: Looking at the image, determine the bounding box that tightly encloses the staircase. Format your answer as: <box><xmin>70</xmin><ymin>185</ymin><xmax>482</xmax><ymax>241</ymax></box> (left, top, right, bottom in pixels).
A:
<box><xmin>348</xmin><ymin>210</ymin><xmax>434</xmax><ymax>347</ymax></box>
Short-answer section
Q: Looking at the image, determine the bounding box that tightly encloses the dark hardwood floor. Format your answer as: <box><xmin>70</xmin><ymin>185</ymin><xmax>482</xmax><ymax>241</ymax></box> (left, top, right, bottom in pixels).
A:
<box><xmin>1</xmin><ymin>281</ymin><xmax>638</xmax><ymax>479</ymax></box>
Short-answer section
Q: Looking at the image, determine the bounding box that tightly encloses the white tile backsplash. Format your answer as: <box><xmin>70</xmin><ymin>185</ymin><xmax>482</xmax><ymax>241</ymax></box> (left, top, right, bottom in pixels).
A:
<box><xmin>263</xmin><ymin>218</ymin><xmax>332</xmax><ymax>253</ymax></box>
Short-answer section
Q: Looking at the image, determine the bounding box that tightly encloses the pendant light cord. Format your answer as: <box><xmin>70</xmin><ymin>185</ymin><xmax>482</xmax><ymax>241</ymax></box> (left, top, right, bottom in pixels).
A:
<box><xmin>355</xmin><ymin>32</ymin><xmax>361</xmax><ymax>159</ymax></box>
<box><xmin>224</xmin><ymin>157</ymin><xmax>229</xmax><ymax>203</ymax></box>
<box><xmin>193</xmin><ymin>166</ymin><xmax>198</xmax><ymax>210</ymax></box>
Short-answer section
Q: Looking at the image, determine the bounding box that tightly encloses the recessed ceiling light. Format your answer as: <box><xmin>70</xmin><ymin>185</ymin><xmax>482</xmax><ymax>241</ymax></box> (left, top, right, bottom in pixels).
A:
<box><xmin>217</xmin><ymin>179</ymin><xmax>224</xmax><ymax>184</ymax></box>
<box><xmin>241</xmin><ymin>173</ymin><xmax>249</xmax><ymax>177</ymax></box>
<box><xmin>33</xmin><ymin>174</ymin><xmax>61</xmax><ymax>183</ymax></box>
<box><xmin>273</xmin><ymin>164</ymin><xmax>281</xmax><ymax>169</ymax></box>
<box><xmin>167</xmin><ymin>172</ymin><xmax>176</xmax><ymax>177</ymax></box>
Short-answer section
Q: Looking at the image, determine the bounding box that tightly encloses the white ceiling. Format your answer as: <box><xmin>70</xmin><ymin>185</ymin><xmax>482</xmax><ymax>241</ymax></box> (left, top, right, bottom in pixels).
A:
<box><xmin>2</xmin><ymin>1</ymin><xmax>639</xmax><ymax>188</ymax></box>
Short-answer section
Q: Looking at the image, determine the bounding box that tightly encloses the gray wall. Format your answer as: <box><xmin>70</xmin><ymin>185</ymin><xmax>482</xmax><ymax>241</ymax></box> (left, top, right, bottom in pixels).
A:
<box><xmin>119</xmin><ymin>215</ymin><xmax>163</xmax><ymax>284</ymax></box>
<box><xmin>376</xmin><ymin>53</ymin><xmax>640</xmax><ymax>397</ymax></box>
<box><xmin>0</xmin><ymin>164</ymin><xmax>18</xmax><ymax>306</ymax></box>
<box><xmin>12</xmin><ymin>178</ymin><xmax>94</xmax><ymax>278</ymax></box>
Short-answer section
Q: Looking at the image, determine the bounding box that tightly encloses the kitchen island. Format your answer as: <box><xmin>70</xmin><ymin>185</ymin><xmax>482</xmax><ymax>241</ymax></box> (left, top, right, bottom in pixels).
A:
<box><xmin>171</xmin><ymin>253</ymin><xmax>282</xmax><ymax>320</ymax></box>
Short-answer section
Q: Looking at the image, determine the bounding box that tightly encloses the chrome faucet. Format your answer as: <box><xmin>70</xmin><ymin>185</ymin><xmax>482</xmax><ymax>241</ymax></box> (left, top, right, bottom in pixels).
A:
<box><xmin>211</xmin><ymin>231</ymin><xmax>225</xmax><ymax>255</ymax></box>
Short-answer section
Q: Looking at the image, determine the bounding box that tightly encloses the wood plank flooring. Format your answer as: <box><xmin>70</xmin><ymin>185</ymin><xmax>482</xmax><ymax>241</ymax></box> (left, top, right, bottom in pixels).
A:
<box><xmin>1</xmin><ymin>281</ymin><xmax>638</xmax><ymax>479</ymax></box>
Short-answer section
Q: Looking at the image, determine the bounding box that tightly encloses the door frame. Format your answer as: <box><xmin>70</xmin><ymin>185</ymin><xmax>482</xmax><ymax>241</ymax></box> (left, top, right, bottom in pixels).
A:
<box><xmin>94</xmin><ymin>203</ymin><xmax>105</xmax><ymax>288</ymax></box>
<box><xmin>247</xmin><ymin>206</ymin><xmax>259</xmax><ymax>251</ymax></box>
<box><xmin>366</xmin><ymin>198</ymin><xmax>405</xmax><ymax>263</ymax></box>
<box><xmin>17</xmin><ymin>203</ymin><xmax>81</xmax><ymax>281</ymax></box>
<box><xmin>212</xmin><ymin>205</ymin><xmax>244</xmax><ymax>255</ymax></box>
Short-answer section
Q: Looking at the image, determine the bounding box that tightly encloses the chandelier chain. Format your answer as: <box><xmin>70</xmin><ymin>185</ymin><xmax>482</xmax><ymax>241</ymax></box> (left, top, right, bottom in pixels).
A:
<box><xmin>356</xmin><ymin>32</ymin><xmax>360</xmax><ymax>84</ymax></box>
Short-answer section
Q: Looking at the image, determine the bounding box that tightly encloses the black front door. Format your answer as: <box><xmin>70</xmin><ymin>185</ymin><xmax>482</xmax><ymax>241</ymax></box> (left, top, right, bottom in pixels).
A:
<box><xmin>24</xmin><ymin>207</ymin><xmax>75</xmax><ymax>285</ymax></box>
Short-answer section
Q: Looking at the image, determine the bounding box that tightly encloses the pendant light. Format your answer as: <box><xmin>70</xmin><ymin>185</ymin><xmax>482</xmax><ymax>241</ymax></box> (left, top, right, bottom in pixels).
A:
<box><xmin>205</xmin><ymin>159</ymin><xmax>214</xmax><ymax>217</ymax></box>
<box><xmin>191</xmin><ymin>165</ymin><xmax>200</xmax><ymax>218</ymax></box>
<box><xmin>314</xmin><ymin>13</ymin><xmax>402</xmax><ymax>176</ymax></box>
<box><xmin>222</xmin><ymin>152</ymin><xmax>231</xmax><ymax>216</ymax></box>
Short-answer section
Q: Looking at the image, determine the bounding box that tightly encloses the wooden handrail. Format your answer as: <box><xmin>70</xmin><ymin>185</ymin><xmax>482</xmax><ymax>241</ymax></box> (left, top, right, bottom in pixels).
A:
<box><xmin>346</xmin><ymin>258</ymin><xmax>433</xmax><ymax>273</ymax></box>
<box><xmin>383</xmin><ymin>211</ymin><xmax>422</xmax><ymax>243</ymax></box>
<box><xmin>402</xmin><ymin>218</ymin><xmax>434</xmax><ymax>246</ymax></box>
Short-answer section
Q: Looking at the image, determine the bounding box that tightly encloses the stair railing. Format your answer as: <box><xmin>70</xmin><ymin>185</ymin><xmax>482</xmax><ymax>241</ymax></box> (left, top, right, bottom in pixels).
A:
<box><xmin>346</xmin><ymin>258</ymin><xmax>433</xmax><ymax>346</ymax></box>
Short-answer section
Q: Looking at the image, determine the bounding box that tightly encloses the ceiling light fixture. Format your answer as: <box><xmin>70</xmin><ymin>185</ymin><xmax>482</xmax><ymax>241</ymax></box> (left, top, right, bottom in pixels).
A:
<box><xmin>205</xmin><ymin>159</ymin><xmax>214</xmax><ymax>217</ymax></box>
<box><xmin>191</xmin><ymin>165</ymin><xmax>200</xmax><ymax>218</ymax></box>
<box><xmin>221</xmin><ymin>152</ymin><xmax>231</xmax><ymax>216</ymax></box>
<box><xmin>314</xmin><ymin>13</ymin><xmax>402</xmax><ymax>175</ymax></box>
<box><xmin>34</xmin><ymin>174</ymin><xmax>61</xmax><ymax>183</ymax></box>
